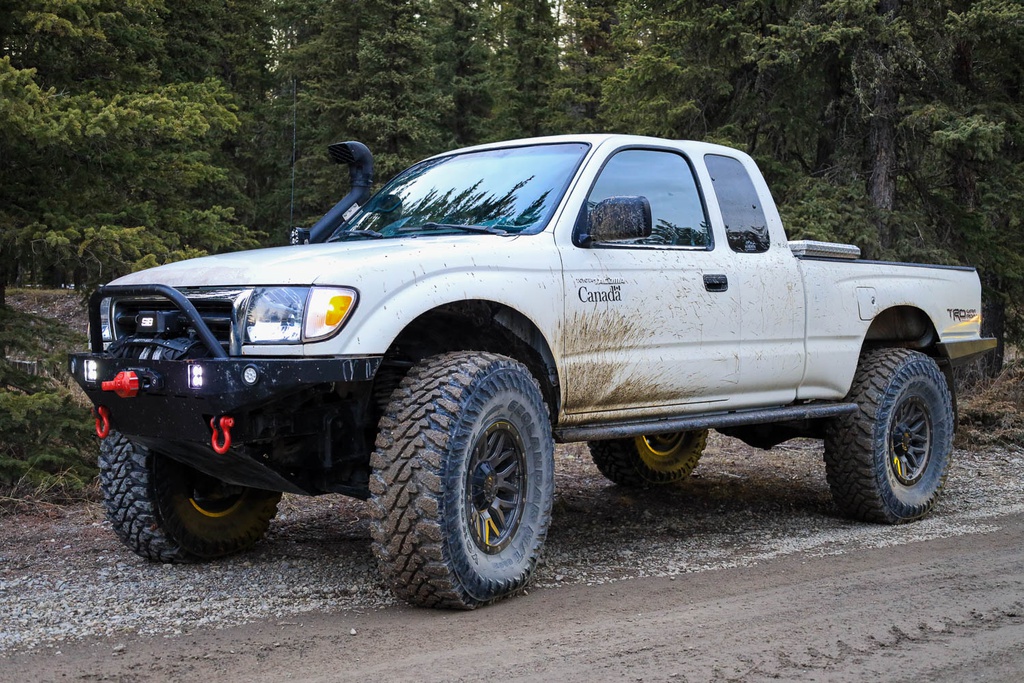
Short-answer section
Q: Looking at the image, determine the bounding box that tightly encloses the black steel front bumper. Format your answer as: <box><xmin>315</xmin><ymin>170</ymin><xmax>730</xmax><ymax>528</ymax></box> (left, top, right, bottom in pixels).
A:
<box><xmin>69</xmin><ymin>352</ymin><xmax>381</xmax><ymax>444</ymax></box>
<box><xmin>69</xmin><ymin>283</ymin><xmax>382</xmax><ymax>495</ymax></box>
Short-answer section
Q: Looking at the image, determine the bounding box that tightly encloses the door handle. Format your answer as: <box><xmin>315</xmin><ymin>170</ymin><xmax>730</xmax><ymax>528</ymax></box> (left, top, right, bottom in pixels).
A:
<box><xmin>703</xmin><ymin>274</ymin><xmax>729</xmax><ymax>292</ymax></box>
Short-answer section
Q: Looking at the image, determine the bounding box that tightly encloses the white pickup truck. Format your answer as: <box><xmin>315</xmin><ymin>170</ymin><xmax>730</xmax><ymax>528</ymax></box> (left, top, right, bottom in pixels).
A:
<box><xmin>70</xmin><ymin>134</ymin><xmax>994</xmax><ymax>608</ymax></box>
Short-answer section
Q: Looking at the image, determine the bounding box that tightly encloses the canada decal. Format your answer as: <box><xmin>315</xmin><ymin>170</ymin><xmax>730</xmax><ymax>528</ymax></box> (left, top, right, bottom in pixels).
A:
<box><xmin>576</xmin><ymin>277</ymin><xmax>626</xmax><ymax>304</ymax></box>
<box><xmin>578</xmin><ymin>284</ymin><xmax>622</xmax><ymax>303</ymax></box>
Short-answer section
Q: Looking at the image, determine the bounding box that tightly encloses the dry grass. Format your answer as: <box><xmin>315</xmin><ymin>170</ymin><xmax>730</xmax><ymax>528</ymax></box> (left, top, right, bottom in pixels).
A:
<box><xmin>5</xmin><ymin>287</ymin><xmax>89</xmax><ymax>335</ymax></box>
<box><xmin>956</xmin><ymin>354</ymin><xmax>1024</xmax><ymax>449</ymax></box>
<box><xmin>0</xmin><ymin>472</ymin><xmax>100</xmax><ymax>516</ymax></box>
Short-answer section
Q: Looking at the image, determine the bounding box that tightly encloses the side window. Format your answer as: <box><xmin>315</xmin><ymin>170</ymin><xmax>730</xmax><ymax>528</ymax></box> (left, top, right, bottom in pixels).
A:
<box><xmin>585</xmin><ymin>149</ymin><xmax>711</xmax><ymax>248</ymax></box>
<box><xmin>704</xmin><ymin>154</ymin><xmax>770</xmax><ymax>253</ymax></box>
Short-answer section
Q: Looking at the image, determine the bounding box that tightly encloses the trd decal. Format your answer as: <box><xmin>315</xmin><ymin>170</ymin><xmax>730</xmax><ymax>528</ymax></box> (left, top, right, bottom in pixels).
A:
<box><xmin>947</xmin><ymin>308</ymin><xmax>978</xmax><ymax>322</ymax></box>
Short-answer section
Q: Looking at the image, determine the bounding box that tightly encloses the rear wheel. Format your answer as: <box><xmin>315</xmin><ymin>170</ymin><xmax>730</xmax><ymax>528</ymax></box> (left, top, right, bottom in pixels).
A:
<box><xmin>824</xmin><ymin>348</ymin><xmax>954</xmax><ymax>523</ymax></box>
<box><xmin>99</xmin><ymin>432</ymin><xmax>281</xmax><ymax>561</ymax></box>
<box><xmin>588</xmin><ymin>430</ymin><xmax>708</xmax><ymax>487</ymax></box>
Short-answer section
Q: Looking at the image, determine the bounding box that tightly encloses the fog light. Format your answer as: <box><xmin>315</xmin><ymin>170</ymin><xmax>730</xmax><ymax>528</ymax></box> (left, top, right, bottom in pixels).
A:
<box><xmin>241</xmin><ymin>365</ymin><xmax>259</xmax><ymax>386</ymax></box>
<box><xmin>188</xmin><ymin>365</ymin><xmax>204</xmax><ymax>389</ymax></box>
<box><xmin>84</xmin><ymin>360</ymin><xmax>98</xmax><ymax>383</ymax></box>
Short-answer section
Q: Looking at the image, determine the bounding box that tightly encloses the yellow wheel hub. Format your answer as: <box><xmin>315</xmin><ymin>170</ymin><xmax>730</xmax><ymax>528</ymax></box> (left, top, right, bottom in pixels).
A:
<box><xmin>639</xmin><ymin>433</ymin><xmax>686</xmax><ymax>457</ymax></box>
<box><xmin>634</xmin><ymin>431</ymin><xmax>706</xmax><ymax>474</ymax></box>
<box><xmin>189</xmin><ymin>494</ymin><xmax>246</xmax><ymax>518</ymax></box>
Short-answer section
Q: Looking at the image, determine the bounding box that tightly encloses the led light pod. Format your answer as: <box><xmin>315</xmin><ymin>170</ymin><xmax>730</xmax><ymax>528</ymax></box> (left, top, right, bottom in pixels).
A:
<box><xmin>242</xmin><ymin>364</ymin><xmax>259</xmax><ymax>386</ymax></box>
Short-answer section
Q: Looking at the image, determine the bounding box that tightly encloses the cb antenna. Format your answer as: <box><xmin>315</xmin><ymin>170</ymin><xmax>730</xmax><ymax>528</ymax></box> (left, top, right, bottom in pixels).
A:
<box><xmin>289</xmin><ymin>78</ymin><xmax>297</xmax><ymax>229</ymax></box>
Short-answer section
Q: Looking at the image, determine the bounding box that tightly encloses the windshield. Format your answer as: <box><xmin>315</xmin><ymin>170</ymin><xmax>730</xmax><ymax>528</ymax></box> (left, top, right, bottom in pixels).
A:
<box><xmin>328</xmin><ymin>142</ymin><xmax>589</xmax><ymax>240</ymax></box>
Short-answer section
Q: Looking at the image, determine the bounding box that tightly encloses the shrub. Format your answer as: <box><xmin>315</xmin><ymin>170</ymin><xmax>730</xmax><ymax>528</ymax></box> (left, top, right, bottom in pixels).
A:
<box><xmin>0</xmin><ymin>304</ymin><xmax>96</xmax><ymax>502</ymax></box>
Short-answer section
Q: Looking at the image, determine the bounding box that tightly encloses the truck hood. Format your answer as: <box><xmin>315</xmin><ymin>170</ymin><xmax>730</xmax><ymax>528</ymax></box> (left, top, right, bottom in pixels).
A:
<box><xmin>110</xmin><ymin>236</ymin><xmax>525</xmax><ymax>288</ymax></box>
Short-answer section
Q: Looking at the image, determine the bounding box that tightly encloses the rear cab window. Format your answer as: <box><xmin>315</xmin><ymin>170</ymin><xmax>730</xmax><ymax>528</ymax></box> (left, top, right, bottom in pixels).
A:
<box><xmin>704</xmin><ymin>154</ymin><xmax>770</xmax><ymax>253</ymax></box>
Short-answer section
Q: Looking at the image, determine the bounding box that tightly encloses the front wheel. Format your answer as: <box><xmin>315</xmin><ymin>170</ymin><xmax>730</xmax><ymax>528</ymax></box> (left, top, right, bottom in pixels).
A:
<box><xmin>588</xmin><ymin>430</ymin><xmax>708</xmax><ymax>487</ymax></box>
<box><xmin>368</xmin><ymin>352</ymin><xmax>555</xmax><ymax>609</ymax></box>
<box><xmin>823</xmin><ymin>348</ymin><xmax>954</xmax><ymax>524</ymax></box>
<box><xmin>99</xmin><ymin>432</ymin><xmax>281</xmax><ymax>561</ymax></box>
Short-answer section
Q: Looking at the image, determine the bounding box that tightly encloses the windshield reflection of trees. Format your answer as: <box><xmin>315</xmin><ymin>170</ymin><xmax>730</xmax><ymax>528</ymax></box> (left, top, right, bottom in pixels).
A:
<box><xmin>331</xmin><ymin>143</ymin><xmax>589</xmax><ymax>240</ymax></box>
<box><xmin>391</xmin><ymin>177</ymin><xmax>549</xmax><ymax>232</ymax></box>
<box><xmin>356</xmin><ymin>172</ymin><xmax>551</xmax><ymax>236</ymax></box>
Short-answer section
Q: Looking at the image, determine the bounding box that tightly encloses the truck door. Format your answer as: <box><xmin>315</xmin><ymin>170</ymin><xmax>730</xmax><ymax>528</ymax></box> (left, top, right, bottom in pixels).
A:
<box><xmin>559</xmin><ymin>147</ymin><xmax>742</xmax><ymax>419</ymax></box>
<box><xmin>703</xmin><ymin>153</ymin><xmax>805</xmax><ymax>406</ymax></box>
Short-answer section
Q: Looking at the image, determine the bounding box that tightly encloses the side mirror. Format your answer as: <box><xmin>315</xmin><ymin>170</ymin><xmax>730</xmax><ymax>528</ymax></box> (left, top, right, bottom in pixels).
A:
<box><xmin>576</xmin><ymin>196</ymin><xmax>652</xmax><ymax>247</ymax></box>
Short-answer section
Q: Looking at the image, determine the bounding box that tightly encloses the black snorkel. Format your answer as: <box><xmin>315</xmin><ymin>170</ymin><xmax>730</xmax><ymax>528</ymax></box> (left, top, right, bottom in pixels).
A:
<box><xmin>291</xmin><ymin>141</ymin><xmax>374</xmax><ymax>245</ymax></box>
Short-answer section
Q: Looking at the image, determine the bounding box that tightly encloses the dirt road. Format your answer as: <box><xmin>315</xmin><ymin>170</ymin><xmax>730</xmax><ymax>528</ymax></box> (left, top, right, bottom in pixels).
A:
<box><xmin>3</xmin><ymin>439</ymin><xmax>1024</xmax><ymax>681</ymax></box>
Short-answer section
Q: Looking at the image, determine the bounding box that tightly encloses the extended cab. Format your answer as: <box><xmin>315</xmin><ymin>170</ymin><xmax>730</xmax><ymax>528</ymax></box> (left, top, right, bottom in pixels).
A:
<box><xmin>69</xmin><ymin>135</ymin><xmax>995</xmax><ymax>608</ymax></box>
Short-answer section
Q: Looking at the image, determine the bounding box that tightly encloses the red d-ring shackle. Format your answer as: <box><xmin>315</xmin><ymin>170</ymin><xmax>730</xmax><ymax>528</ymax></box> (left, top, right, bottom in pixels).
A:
<box><xmin>94</xmin><ymin>406</ymin><xmax>111</xmax><ymax>439</ymax></box>
<box><xmin>209</xmin><ymin>415</ymin><xmax>235</xmax><ymax>454</ymax></box>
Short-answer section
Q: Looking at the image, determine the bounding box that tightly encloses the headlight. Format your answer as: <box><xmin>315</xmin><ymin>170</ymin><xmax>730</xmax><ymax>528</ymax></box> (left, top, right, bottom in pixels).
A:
<box><xmin>244</xmin><ymin>286</ymin><xmax>358</xmax><ymax>344</ymax></box>
<box><xmin>99</xmin><ymin>297</ymin><xmax>113</xmax><ymax>342</ymax></box>
<box><xmin>245</xmin><ymin>287</ymin><xmax>306</xmax><ymax>343</ymax></box>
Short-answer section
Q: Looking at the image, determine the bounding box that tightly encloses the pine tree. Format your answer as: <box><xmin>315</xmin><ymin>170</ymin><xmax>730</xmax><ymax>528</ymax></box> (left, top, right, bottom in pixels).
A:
<box><xmin>0</xmin><ymin>0</ymin><xmax>263</xmax><ymax>489</ymax></box>
<box><xmin>548</xmin><ymin>0</ymin><xmax>622</xmax><ymax>133</ymax></box>
<box><xmin>265</xmin><ymin>0</ymin><xmax>446</xmax><ymax>231</ymax></box>
<box><xmin>602</xmin><ymin>0</ymin><xmax>759</xmax><ymax>140</ymax></box>
<box><xmin>157</xmin><ymin>0</ymin><xmax>278</xmax><ymax>231</ymax></box>
<box><xmin>429</xmin><ymin>0</ymin><xmax>494</xmax><ymax>147</ymax></box>
<box><xmin>349</xmin><ymin>0</ymin><xmax>446</xmax><ymax>180</ymax></box>
<box><xmin>489</xmin><ymin>0</ymin><xmax>559</xmax><ymax>139</ymax></box>
<box><xmin>922</xmin><ymin>0</ymin><xmax>1024</xmax><ymax>364</ymax></box>
<box><xmin>0</xmin><ymin>0</ymin><xmax>255</xmax><ymax>298</ymax></box>
<box><xmin>253</xmin><ymin>0</ymin><xmax>365</xmax><ymax>238</ymax></box>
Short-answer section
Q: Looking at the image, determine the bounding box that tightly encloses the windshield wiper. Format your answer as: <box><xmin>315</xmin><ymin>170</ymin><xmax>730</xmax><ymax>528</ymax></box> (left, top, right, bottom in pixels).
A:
<box><xmin>328</xmin><ymin>229</ymin><xmax>384</xmax><ymax>241</ymax></box>
<box><xmin>403</xmin><ymin>222</ymin><xmax>510</xmax><ymax>236</ymax></box>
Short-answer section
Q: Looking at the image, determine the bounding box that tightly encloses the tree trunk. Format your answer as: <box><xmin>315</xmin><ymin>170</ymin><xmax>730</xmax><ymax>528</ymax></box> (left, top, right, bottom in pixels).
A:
<box><xmin>869</xmin><ymin>79</ymin><xmax>898</xmax><ymax>250</ymax></box>
<box><xmin>980</xmin><ymin>278</ymin><xmax>1005</xmax><ymax>378</ymax></box>
<box><xmin>870</xmin><ymin>0</ymin><xmax>902</xmax><ymax>251</ymax></box>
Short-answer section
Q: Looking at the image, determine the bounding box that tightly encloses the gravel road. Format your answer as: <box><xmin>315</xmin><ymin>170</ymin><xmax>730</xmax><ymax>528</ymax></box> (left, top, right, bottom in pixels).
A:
<box><xmin>2</xmin><ymin>435</ymin><xmax>1023</xmax><ymax>680</ymax></box>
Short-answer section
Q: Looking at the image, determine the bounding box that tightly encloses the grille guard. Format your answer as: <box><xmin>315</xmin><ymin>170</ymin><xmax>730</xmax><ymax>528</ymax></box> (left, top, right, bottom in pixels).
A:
<box><xmin>88</xmin><ymin>284</ymin><xmax>228</xmax><ymax>358</ymax></box>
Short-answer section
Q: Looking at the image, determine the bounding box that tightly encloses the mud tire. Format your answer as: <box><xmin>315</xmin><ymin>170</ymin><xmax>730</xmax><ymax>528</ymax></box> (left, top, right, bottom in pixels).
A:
<box><xmin>588</xmin><ymin>430</ymin><xmax>708</xmax><ymax>487</ymax></box>
<box><xmin>368</xmin><ymin>351</ymin><xmax>555</xmax><ymax>609</ymax></box>
<box><xmin>824</xmin><ymin>348</ymin><xmax>954</xmax><ymax>524</ymax></box>
<box><xmin>99</xmin><ymin>431</ymin><xmax>281</xmax><ymax>561</ymax></box>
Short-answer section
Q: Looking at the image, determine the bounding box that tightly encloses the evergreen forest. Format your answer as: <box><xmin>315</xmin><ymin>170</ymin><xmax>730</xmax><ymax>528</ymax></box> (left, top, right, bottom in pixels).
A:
<box><xmin>2</xmin><ymin>1</ymin><xmax>1023</xmax><ymax>489</ymax></box>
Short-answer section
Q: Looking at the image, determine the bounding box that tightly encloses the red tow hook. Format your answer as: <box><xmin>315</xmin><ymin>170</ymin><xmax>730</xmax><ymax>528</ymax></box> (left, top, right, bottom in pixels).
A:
<box><xmin>210</xmin><ymin>416</ymin><xmax>235</xmax><ymax>454</ymax></box>
<box><xmin>94</xmin><ymin>406</ymin><xmax>111</xmax><ymax>439</ymax></box>
<box><xmin>101</xmin><ymin>371</ymin><xmax>140</xmax><ymax>398</ymax></box>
